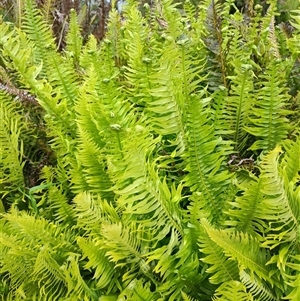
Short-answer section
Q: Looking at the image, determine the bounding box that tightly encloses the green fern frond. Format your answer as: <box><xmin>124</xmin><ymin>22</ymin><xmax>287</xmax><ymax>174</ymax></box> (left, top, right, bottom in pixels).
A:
<box><xmin>100</xmin><ymin>222</ymin><xmax>149</xmax><ymax>284</ymax></box>
<box><xmin>198</xmin><ymin>225</ymin><xmax>239</xmax><ymax>285</ymax></box>
<box><xmin>226</xmin><ymin>174</ymin><xmax>265</xmax><ymax>234</ymax></box>
<box><xmin>71</xmin><ymin>68</ymin><xmax>115</xmax><ymax>198</ymax></box>
<box><xmin>222</xmin><ymin>59</ymin><xmax>254</xmax><ymax>151</ymax></box>
<box><xmin>258</xmin><ymin>146</ymin><xmax>299</xmax><ymax>248</ymax></box>
<box><xmin>117</xmin><ymin>279</ymin><xmax>159</xmax><ymax>301</ymax></box>
<box><xmin>22</xmin><ymin>0</ymin><xmax>56</xmax><ymax>65</ymax></box>
<box><xmin>108</xmin><ymin>126</ymin><xmax>184</xmax><ymax>239</ymax></box>
<box><xmin>283</xmin><ymin>255</ymin><xmax>300</xmax><ymax>301</ymax></box>
<box><xmin>65</xmin><ymin>9</ymin><xmax>83</xmax><ymax>65</ymax></box>
<box><xmin>281</xmin><ymin>137</ymin><xmax>300</xmax><ymax>184</ymax></box>
<box><xmin>212</xmin><ymin>6</ymin><xmax>256</xmax><ymax>151</ymax></box>
<box><xmin>240</xmin><ymin>270</ymin><xmax>279</xmax><ymax>301</ymax></box>
<box><xmin>0</xmin><ymin>208</ymin><xmax>82</xmax><ymax>300</ymax></box>
<box><xmin>0</xmin><ymin>90</ymin><xmax>26</xmax><ymax>200</ymax></box>
<box><xmin>44</xmin><ymin>185</ymin><xmax>76</xmax><ymax>225</ymax></box>
<box><xmin>30</xmin><ymin>248</ymin><xmax>67</xmax><ymax>300</ymax></box>
<box><xmin>181</xmin><ymin>291</ymin><xmax>198</xmax><ymax>301</ymax></box>
<box><xmin>212</xmin><ymin>280</ymin><xmax>253</xmax><ymax>301</ymax></box>
<box><xmin>201</xmin><ymin>219</ymin><xmax>274</xmax><ymax>285</ymax></box>
<box><xmin>246</xmin><ymin>61</ymin><xmax>291</xmax><ymax>151</ymax></box>
<box><xmin>77</xmin><ymin>237</ymin><xmax>120</xmax><ymax>292</ymax></box>
<box><xmin>184</xmin><ymin>94</ymin><xmax>233</xmax><ymax>223</ymax></box>
<box><xmin>73</xmin><ymin>192</ymin><xmax>119</xmax><ymax>234</ymax></box>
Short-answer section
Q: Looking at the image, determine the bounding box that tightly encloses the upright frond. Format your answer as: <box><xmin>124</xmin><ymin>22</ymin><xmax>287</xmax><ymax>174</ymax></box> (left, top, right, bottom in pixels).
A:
<box><xmin>0</xmin><ymin>91</ymin><xmax>25</xmax><ymax>199</ymax></box>
<box><xmin>246</xmin><ymin>61</ymin><xmax>291</xmax><ymax>151</ymax></box>
<box><xmin>184</xmin><ymin>94</ymin><xmax>233</xmax><ymax>223</ymax></box>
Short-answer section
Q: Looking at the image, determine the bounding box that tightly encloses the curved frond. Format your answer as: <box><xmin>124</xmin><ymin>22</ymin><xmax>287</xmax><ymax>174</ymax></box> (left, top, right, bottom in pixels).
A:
<box><xmin>201</xmin><ymin>219</ymin><xmax>274</xmax><ymax>285</ymax></box>
<box><xmin>212</xmin><ymin>280</ymin><xmax>253</xmax><ymax>301</ymax></box>
<box><xmin>240</xmin><ymin>271</ymin><xmax>279</xmax><ymax>301</ymax></box>
<box><xmin>198</xmin><ymin>224</ymin><xmax>239</xmax><ymax>285</ymax></box>
<box><xmin>108</xmin><ymin>127</ymin><xmax>184</xmax><ymax>240</ymax></box>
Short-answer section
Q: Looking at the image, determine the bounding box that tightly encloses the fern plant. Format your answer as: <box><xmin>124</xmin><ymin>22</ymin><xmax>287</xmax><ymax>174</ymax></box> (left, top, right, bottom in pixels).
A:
<box><xmin>0</xmin><ymin>0</ymin><xmax>299</xmax><ymax>300</ymax></box>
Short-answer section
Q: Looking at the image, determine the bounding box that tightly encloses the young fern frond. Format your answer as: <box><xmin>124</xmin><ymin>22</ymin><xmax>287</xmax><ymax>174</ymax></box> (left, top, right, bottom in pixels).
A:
<box><xmin>65</xmin><ymin>9</ymin><xmax>83</xmax><ymax>66</ymax></box>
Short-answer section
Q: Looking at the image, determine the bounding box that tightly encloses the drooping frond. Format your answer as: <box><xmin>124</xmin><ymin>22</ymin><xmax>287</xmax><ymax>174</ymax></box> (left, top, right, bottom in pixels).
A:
<box><xmin>73</xmin><ymin>192</ymin><xmax>119</xmax><ymax>234</ymax></box>
<box><xmin>226</xmin><ymin>173</ymin><xmax>265</xmax><ymax>234</ymax></box>
<box><xmin>281</xmin><ymin>137</ymin><xmax>300</xmax><ymax>183</ymax></box>
<box><xmin>117</xmin><ymin>279</ymin><xmax>159</xmax><ymax>301</ymax></box>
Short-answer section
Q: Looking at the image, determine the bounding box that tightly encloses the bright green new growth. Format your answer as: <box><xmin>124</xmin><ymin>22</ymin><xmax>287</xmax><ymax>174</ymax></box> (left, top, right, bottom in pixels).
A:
<box><xmin>0</xmin><ymin>0</ymin><xmax>300</xmax><ymax>300</ymax></box>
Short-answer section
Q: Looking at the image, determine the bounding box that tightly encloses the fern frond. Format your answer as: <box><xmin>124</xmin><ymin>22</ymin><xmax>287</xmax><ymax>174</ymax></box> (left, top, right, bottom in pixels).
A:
<box><xmin>281</xmin><ymin>137</ymin><xmax>300</xmax><ymax>184</ymax></box>
<box><xmin>30</xmin><ymin>248</ymin><xmax>67</xmax><ymax>300</ymax></box>
<box><xmin>283</xmin><ymin>255</ymin><xmax>300</xmax><ymax>301</ymax></box>
<box><xmin>201</xmin><ymin>219</ymin><xmax>274</xmax><ymax>285</ymax></box>
<box><xmin>240</xmin><ymin>270</ymin><xmax>279</xmax><ymax>301</ymax></box>
<box><xmin>100</xmin><ymin>222</ymin><xmax>147</xmax><ymax>283</ymax></box>
<box><xmin>0</xmin><ymin>208</ymin><xmax>82</xmax><ymax>300</ymax></box>
<box><xmin>65</xmin><ymin>9</ymin><xmax>83</xmax><ymax>65</ymax></box>
<box><xmin>258</xmin><ymin>146</ymin><xmax>299</xmax><ymax>248</ymax></box>
<box><xmin>108</xmin><ymin>127</ymin><xmax>184</xmax><ymax>239</ymax></box>
<box><xmin>117</xmin><ymin>279</ymin><xmax>159</xmax><ymax>301</ymax></box>
<box><xmin>246</xmin><ymin>60</ymin><xmax>291</xmax><ymax>151</ymax></box>
<box><xmin>226</xmin><ymin>174</ymin><xmax>265</xmax><ymax>234</ymax></box>
<box><xmin>212</xmin><ymin>280</ymin><xmax>253</xmax><ymax>301</ymax></box>
<box><xmin>77</xmin><ymin>237</ymin><xmax>120</xmax><ymax>292</ymax></box>
<box><xmin>184</xmin><ymin>94</ymin><xmax>233</xmax><ymax>223</ymax></box>
<box><xmin>44</xmin><ymin>185</ymin><xmax>76</xmax><ymax>225</ymax></box>
<box><xmin>71</xmin><ymin>68</ymin><xmax>115</xmax><ymax>198</ymax></box>
<box><xmin>73</xmin><ymin>192</ymin><xmax>119</xmax><ymax>234</ymax></box>
<box><xmin>0</xmin><ymin>90</ymin><xmax>26</xmax><ymax>200</ymax></box>
<box><xmin>198</xmin><ymin>223</ymin><xmax>239</xmax><ymax>285</ymax></box>
<box><xmin>22</xmin><ymin>0</ymin><xmax>56</xmax><ymax>66</ymax></box>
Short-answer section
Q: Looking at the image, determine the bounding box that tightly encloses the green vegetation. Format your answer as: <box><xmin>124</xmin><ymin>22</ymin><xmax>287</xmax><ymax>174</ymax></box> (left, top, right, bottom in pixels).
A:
<box><xmin>0</xmin><ymin>0</ymin><xmax>299</xmax><ymax>300</ymax></box>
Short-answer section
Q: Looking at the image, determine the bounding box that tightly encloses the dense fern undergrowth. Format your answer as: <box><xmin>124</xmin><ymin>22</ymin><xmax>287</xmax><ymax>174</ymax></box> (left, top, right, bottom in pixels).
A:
<box><xmin>0</xmin><ymin>0</ymin><xmax>300</xmax><ymax>300</ymax></box>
